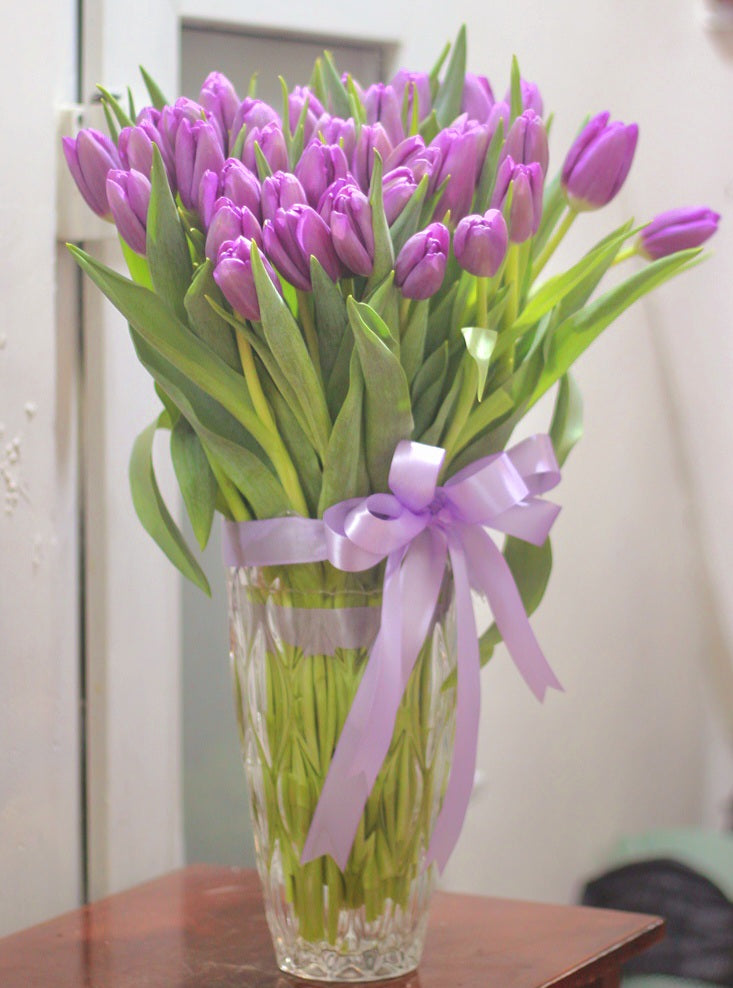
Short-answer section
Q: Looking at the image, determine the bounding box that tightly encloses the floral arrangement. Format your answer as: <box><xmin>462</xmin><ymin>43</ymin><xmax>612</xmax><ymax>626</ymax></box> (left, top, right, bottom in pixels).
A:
<box><xmin>62</xmin><ymin>25</ymin><xmax>719</xmax><ymax>975</ymax></box>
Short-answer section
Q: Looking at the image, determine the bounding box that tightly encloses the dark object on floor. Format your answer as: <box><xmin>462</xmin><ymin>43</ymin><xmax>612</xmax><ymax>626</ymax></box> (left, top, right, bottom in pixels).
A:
<box><xmin>582</xmin><ymin>857</ymin><xmax>733</xmax><ymax>985</ymax></box>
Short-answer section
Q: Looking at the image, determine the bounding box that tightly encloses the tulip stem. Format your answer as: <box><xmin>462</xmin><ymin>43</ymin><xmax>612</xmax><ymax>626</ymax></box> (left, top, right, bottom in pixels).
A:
<box><xmin>532</xmin><ymin>207</ymin><xmax>577</xmax><ymax>280</ymax></box>
<box><xmin>399</xmin><ymin>297</ymin><xmax>411</xmax><ymax>334</ymax></box>
<box><xmin>296</xmin><ymin>290</ymin><xmax>324</xmax><ymax>385</ymax></box>
<box><xmin>612</xmin><ymin>245</ymin><xmax>637</xmax><ymax>265</ymax></box>
<box><xmin>235</xmin><ymin>325</ymin><xmax>310</xmax><ymax>517</ymax></box>
<box><xmin>476</xmin><ymin>278</ymin><xmax>489</xmax><ymax>330</ymax></box>
<box><xmin>442</xmin><ymin>361</ymin><xmax>477</xmax><ymax>466</ymax></box>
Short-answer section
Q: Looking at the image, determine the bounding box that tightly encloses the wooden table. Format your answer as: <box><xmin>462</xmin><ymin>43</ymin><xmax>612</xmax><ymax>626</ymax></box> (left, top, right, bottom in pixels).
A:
<box><xmin>0</xmin><ymin>865</ymin><xmax>663</xmax><ymax>987</ymax></box>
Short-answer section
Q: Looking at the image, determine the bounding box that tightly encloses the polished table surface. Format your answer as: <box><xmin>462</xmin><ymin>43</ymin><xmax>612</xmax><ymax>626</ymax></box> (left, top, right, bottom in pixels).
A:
<box><xmin>0</xmin><ymin>865</ymin><xmax>663</xmax><ymax>987</ymax></box>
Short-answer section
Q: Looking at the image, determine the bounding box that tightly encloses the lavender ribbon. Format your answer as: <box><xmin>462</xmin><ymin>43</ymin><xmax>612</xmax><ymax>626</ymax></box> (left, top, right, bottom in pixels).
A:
<box><xmin>223</xmin><ymin>435</ymin><xmax>563</xmax><ymax>872</ymax></box>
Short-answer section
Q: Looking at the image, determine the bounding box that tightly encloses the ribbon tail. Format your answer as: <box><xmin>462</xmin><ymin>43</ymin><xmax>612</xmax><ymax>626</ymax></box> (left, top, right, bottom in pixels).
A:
<box><xmin>301</xmin><ymin>530</ymin><xmax>446</xmax><ymax>871</ymax></box>
<box><xmin>465</xmin><ymin>527</ymin><xmax>563</xmax><ymax>701</ymax></box>
<box><xmin>425</xmin><ymin>537</ymin><xmax>481</xmax><ymax>873</ymax></box>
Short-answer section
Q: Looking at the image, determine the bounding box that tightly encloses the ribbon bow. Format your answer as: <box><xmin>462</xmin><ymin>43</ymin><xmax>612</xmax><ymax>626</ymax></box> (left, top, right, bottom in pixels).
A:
<box><xmin>223</xmin><ymin>435</ymin><xmax>562</xmax><ymax>872</ymax></box>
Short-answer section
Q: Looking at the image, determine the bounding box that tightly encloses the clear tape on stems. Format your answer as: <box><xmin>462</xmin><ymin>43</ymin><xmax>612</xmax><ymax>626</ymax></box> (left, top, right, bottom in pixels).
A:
<box><xmin>239</xmin><ymin>596</ymin><xmax>381</xmax><ymax>656</ymax></box>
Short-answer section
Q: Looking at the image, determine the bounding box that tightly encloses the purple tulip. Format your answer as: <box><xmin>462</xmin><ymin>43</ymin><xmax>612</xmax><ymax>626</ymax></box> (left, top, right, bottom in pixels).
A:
<box><xmin>385</xmin><ymin>135</ymin><xmax>441</xmax><ymax>185</ymax></box>
<box><xmin>175</xmin><ymin>118</ymin><xmax>226</xmax><ymax>212</ymax></box>
<box><xmin>205</xmin><ymin>199</ymin><xmax>263</xmax><ymax>261</ymax></box>
<box><xmin>241</xmin><ymin>121</ymin><xmax>288</xmax><ymax>175</ymax></box>
<box><xmin>325</xmin><ymin>181</ymin><xmax>374</xmax><ymax>276</ymax></box>
<box><xmin>638</xmin><ymin>206</ymin><xmax>720</xmax><ymax>260</ymax></box>
<box><xmin>491</xmin><ymin>156</ymin><xmax>544</xmax><ymax>243</ymax></box>
<box><xmin>430</xmin><ymin>119</ymin><xmax>490</xmax><ymax>224</ymax></box>
<box><xmin>230</xmin><ymin>97</ymin><xmax>281</xmax><ymax>147</ymax></box>
<box><xmin>505</xmin><ymin>79</ymin><xmax>543</xmax><ymax>116</ymax></box>
<box><xmin>295</xmin><ymin>140</ymin><xmax>350</xmax><ymax>208</ymax></box>
<box><xmin>562</xmin><ymin>111</ymin><xmax>638</xmax><ymax>211</ymax></box>
<box><xmin>453</xmin><ymin>209</ymin><xmax>508</xmax><ymax>278</ymax></box>
<box><xmin>62</xmin><ymin>128</ymin><xmax>122</xmax><ymax>218</ymax></box>
<box><xmin>288</xmin><ymin>86</ymin><xmax>325</xmax><ymax>143</ymax></box>
<box><xmin>263</xmin><ymin>204</ymin><xmax>341</xmax><ymax>290</ymax></box>
<box><xmin>199</xmin><ymin>72</ymin><xmax>240</xmax><ymax>148</ymax></box>
<box><xmin>487</xmin><ymin>100</ymin><xmax>511</xmax><ymax>140</ymax></box>
<box><xmin>391</xmin><ymin>70</ymin><xmax>432</xmax><ymax>123</ymax></box>
<box><xmin>352</xmin><ymin>123</ymin><xmax>394</xmax><ymax>192</ymax></box>
<box><xmin>382</xmin><ymin>167</ymin><xmax>418</xmax><ymax>224</ymax></box>
<box><xmin>462</xmin><ymin>73</ymin><xmax>495</xmax><ymax>123</ymax></box>
<box><xmin>395</xmin><ymin>222</ymin><xmax>450</xmax><ymax>299</ymax></box>
<box><xmin>364</xmin><ymin>83</ymin><xmax>405</xmax><ymax>146</ymax></box>
<box><xmin>118</xmin><ymin>113</ymin><xmax>176</xmax><ymax>188</ymax></box>
<box><xmin>500</xmin><ymin>109</ymin><xmax>549</xmax><ymax>175</ymax></box>
<box><xmin>219</xmin><ymin>158</ymin><xmax>262</xmax><ymax>219</ymax></box>
<box><xmin>316</xmin><ymin>116</ymin><xmax>357</xmax><ymax>161</ymax></box>
<box><xmin>106</xmin><ymin>168</ymin><xmax>151</xmax><ymax>255</ymax></box>
<box><xmin>160</xmin><ymin>97</ymin><xmax>224</xmax><ymax>155</ymax></box>
<box><xmin>213</xmin><ymin>236</ymin><xmax>280</xmax><ymax>322</ymax></box>
<box><xmin>261</xmin><ymin>171</ymin><xmax>307</xmax><ymax>222</ymax></box>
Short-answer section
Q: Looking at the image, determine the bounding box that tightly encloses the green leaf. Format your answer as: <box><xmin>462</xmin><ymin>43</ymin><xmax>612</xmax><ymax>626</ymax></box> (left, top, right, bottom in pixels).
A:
<box><xmin>170</xmin><ymin>416</ymin><xmax>217</xmax><ymax>549</ymax></box>
<box><xmin>319</xmin><ymin>351</ymin><xmax>368</xmax><ymax>514</ymax></box>
<box><xmin>549</xmin><ymin>373</ymin><xmax>583</xmax><ymax>467</ymax></box>
<box><xmin>516</xmin><ymin>221</ymin><xmax>633</xmax><ymax>332</ymax></box>
<box><xmin>101</xmin><ymin>101</ymin><xmax>120</xmax><ymax>143</ymax></box>
<box><xmin>250</xmin><ymin>243</ymin><xmax>331</xmax><ymax>457</ymax></box>
<box><xmin>532</xmin><ymin>173</ymin><xmax>566</xmax><ymax>258</ymax></box>
<box><xmin>185</xmin><ymin>261</ymin><xmax>240</xmax><ymax>369</ymax></box>
<box><xmin>509</xmin><ymin>54</ymin><xmax>523</xmax><ymax>121</ymax></box>
<box><xmin>325</xmin><ymin>324</ymin><xmax>354</xmax><ymax>421</ymax></box>
<box><xmin>308</xmin><ymin>57</ymin><xmax>327</xmax><ymax>106</ymax></box>
<box><xmin>418</xmin><ymin>359</ymin><xmax>465</xmax><ymax>445</ymax></box>
<box><xmin>365</xmin><ymin>151</ymin><xmax>395</xmax><ymax>293</ymax></box>
<box><xmin>473</xmin><ymin>119</ymin><xmax>505</xmax><ymax>215</ymax></box>
<box><xmin>147</xmin><ymin>145</ymin><xmax>193</xmax><ymax>322</ymax></box>
<box><xmin>433</xmin><ymin>24</ymin><xmax>467</xmax><ymax>128</ymax></box>
<box><xmin>253</xmin><ymin>141</ymin><xmax>273</xmax><ymax>180</ymax></box>
<box><xmin>96</xmin><ymin>86</ymin><xmax>133</xmax><ymax>128</ymax></box>
<box><xmin>478</xmin><ymin>537</ymin><xmax>553</xmax><ymax>665</ymax></box>
<box><xmin>462</xmin><ymin>326</ymin><xmax>499</xmax><ymax>400</ymax></box>
<box><xmin>424</xmin><ymin>282</ymin><xmax>458</xmax><ymax>355</ymax></box>
<box><xmin>129</xmin><ymin>417</ymin><xmax>210</xmax><ymax>595</ymax></box>
<box><xmin>127</xmin><ymin>86</ymin><xmax>137</xmax><ymax>121</ymax></box>
<box><xmin>260</xmin><ymin>374</ymin><xmax>322</xmax><ymax>516</ymax></box>
<box><xmin>131</xmin><ymin>330</ymin><xmax>292</xmax><ymax>518</ymax></box>
<box><xmin>67</xmin><ymin>245</ymin><xmax>273</xmax><ymax>451</ymax></box>
<box><xmin>412</xmin><ymin>342</ymin><xmax>449</xmax><ymax>437</ymax></box>
<box><xmin>322</xmin><ymin>50</ymin><xmax>351</xmax><ymax>118</ymax></box>
<box><xmin>362</xmin><ymin>272</ymin><xmax>399</xmax><ymax>348</ymax></box>
<box><xmin>428</xmin><ymin>39</ymin><xmax>451</xmax><ymax>97</ymax></box>
<box><xmin>448</xmin><ymin>385</ymin><xmax>515</xmax><ymax>467</ymax></box>
<box><xmin>346</xmin><ymin>75</ymin><xmax>366</xmax><ymax>125</ymax></box>
<box><xmin>532</xmin><ymin>247</ymin><xmax>703</xmax><ymax>408</ymax></box>
<box><xmin>389</xmin><ymin>173</ymin><xmax>429</xmax><ymax>256</ymax></box>
<box><xmin>348</xmin><ymin>296</ymin><xmax>413</xmax><ymax>490</ymax></box>
<box><xmin>310</xmin><ymin>257</ymin><xmax>349</xmax><ymax>388</ymax></box>
<box><xmin>139</xmin><ymin>65</ymin><xmax>168</xmax><ymax>110</ymax></box>
<box><xmin>417</xmin><ymin>109</ymin><xmax>440</xmax><ymax>145</ymax></box>
<box><xmin>120</xmin><ymin>238</ymin><xmax>153</xmax><ymax>288</ymax></box>
<box><xmin>400</xmin><ymin>299</ymin><xmax>429</xmax><ymax>384</ymax></box>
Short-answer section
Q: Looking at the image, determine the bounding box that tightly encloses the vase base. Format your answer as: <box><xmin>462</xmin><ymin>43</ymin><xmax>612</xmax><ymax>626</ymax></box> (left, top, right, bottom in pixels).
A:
<box><xmin>275</xmin><ymin>936</ymin><xmax>422</xmax><ymax>982</ymax></box>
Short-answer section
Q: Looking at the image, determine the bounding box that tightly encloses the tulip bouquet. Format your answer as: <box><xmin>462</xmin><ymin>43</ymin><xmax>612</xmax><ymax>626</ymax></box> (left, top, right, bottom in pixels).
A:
<box><xmin>63</xmin><ymin>25</ymin><xmax>718</xmax><ymax>979</ymax></box>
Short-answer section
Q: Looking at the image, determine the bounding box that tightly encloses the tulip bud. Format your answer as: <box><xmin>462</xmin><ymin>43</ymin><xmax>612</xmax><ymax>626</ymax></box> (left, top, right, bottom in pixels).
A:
<box><xmin>241</xmin><ymin>121</ymin><xmax>288</xmax><ymax>175</ymax></box>
<box><xmin>638</xmin><ymin>206</ymin><xmax>720</xmax><ymax>260</ymax></box>
<box><xmin>500</xmin><ymin>109</ymin><xmax>549</xmax><ymax>175</ymax></box>
<box><xmin>160</xmin><ymin>98</ymin><xmax>225</xmax><ymax>155</ymax></box>
<box><xmin>382</xmin><ymin>167</ymin><xmax>418</xmax><ymax>225</ymax></box>
<box><xmin>119</xmin><ymin>113</ymin><xmax>177</xmax><ymax>190</ymax></box>
<box><xmin>430</xmin><ymin>120</ymin><xmax>489</xmax><ymax>225</ymax></box>
<box><xmin>205</xmin><ymin>199</ymin><xmax>263</xmax><ymax>261</ymax></box>
<box><xmin>295</xmin><ymin>140</ymin><xmax>350</xmax><ymax>208</ymax></box>
<box><xmin>288</xmin><ymin>86</ymin><xmax>325</xmax><ymax>144</ymax></box>
<box><xmin>562</xmin><ymin>111</ymin><xmax>638</xmax><ymax>211</ymax></box>
<box><xmin>220</xmin><ymin>158</ymin><xmax>262</xmax><ymax>218</ymax></box>
<box><xmin>462</xmin><ymin>73</ymin><xmax>494</xmax><ymax>123</ymax></box>
<box><xmin>363</xmin><ymin>83</ymin><xmax>405</xmax><ymax>146</ymax></box>
<box><xmin>454</xmin><ymin>209</ymin><xmax>508</xmax><ymax>278</ymax></box>
<box><xmin>175</xmin><ymin>118</ymin><xmax>226</xmax><ymax>212</ymax></box>
<box><xmin>263</xmin><ymin>204</ymin><xmax>341</xmax><ymax>290</ymax></box>
<box><xmin>261</xmin><ymin>171</ymin><xmax>308</xmax><ymax>222</ymax></box>
<box><xmin>395</xmin><ymin>222</ymin><xmax>450</xmax><ymax>299</ymax></box>
<box><xmin>230</xmin><ymin>98</ymin><xmax>281</xmax><ymax>147</ymax></box>
<box><xmin>106</xmin><ymin>168</ymin><xmax>151</xmax><ymax>255</ymax></box>
<box><xmin>385</xmin><ymin>135</ymin><xmax>441</xmax><ymax>186</ymax></box>
<box><xmin>391</xmin><ymin>70</ymin><xmax>432</xmax><ymax>123</ymax></box>
<box><xmin>491</xmin><ymin>157</ymin><xmax>544</xmax><ymax>243</ymax></box>
<box><xmin>199</xmin><ymin>72</ymin><xmax>240</xmax><ymax>147</ymax></box>
<box><xmin>62</xmin><ymin>128</ymin><xmax>122</xmax><ymax>219</ymax></box>
<box><xmin>213</xmin><ymin>236</ymin><xmax>281</xmax><ymax>322</ymax></box>
<box><xmin>352</xmin><ymin>123</ymin><xmax>393</xmax><ymax>192</ymax></box>
<box><xmin>326</xmin><ymin>181</ymin><xmax>374</xmax><ymax>276</ymax></box>
<box><xmin>316</xmin><ymin>116</ymin><xmax>357</xmax><ymax>161</ymax></box>
<box><xmin>505</xmin><ymin>78</ymin><xmax>543</xmax><ymax>116</ymax></box>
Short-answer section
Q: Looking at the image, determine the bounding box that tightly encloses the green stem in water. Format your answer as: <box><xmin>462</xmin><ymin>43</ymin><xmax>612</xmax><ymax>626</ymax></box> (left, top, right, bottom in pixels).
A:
<box><xmin>532</xmin><ymin>206</ymin><xmax>577</xmax><ymax>280</ymax></box>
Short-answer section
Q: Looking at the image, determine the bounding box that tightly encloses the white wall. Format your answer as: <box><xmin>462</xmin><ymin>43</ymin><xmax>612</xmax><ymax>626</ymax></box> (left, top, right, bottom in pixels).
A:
<box><xmin>0</xmin><ymin>0</ymin><xmax>82</xmax><ymax>933</ymax></box>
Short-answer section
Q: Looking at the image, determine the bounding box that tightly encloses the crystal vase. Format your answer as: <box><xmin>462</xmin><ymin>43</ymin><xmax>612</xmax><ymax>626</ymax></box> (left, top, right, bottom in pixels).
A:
<box><xmin>228</xmin><ymin>561</ymin><xmax>457</xmax><ymax>982</ymax></box>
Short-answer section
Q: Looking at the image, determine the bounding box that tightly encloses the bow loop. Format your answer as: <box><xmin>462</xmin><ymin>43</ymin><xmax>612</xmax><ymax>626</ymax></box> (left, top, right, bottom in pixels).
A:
<box><xmin>388</xmin><ymin>440</ymin><xmax>446</xmax><ymax>512</ymax></box>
